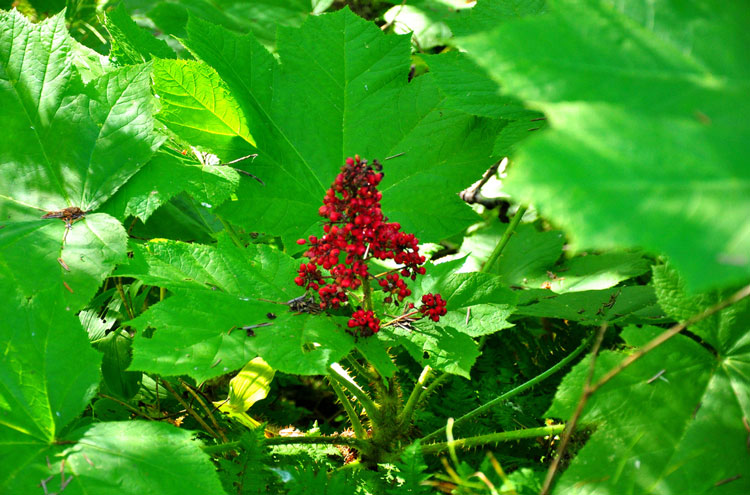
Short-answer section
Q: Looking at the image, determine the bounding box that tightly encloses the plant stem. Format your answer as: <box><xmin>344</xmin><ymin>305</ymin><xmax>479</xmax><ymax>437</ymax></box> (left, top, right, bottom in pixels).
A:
<box><xmin>179</xmin><ymin>379</ymin><xmax>228</xmax><ymax>443</ymax></box>
<box><xmin>398</xmin><ymin>366</ymin><xmax>433</xmax><ymax>425</ymax></box>
<box><xmin>419</xmin><ymin>372</ymin><xmax>449</xmax><ymax>403</ymax></box>
<box><xmin>328</xmin><ymin>364</ymin><xmax>379</xmax><ymax>420</ymax></box>
<box><xmin>115</xmin><ymin>278</ymin><xmax>134</xmax><ymax>320</ymax></box>
<box><xmin>423</xmin><ymin>333</ymin><xmax>593</xmax><ymax>443</ymax></box>
<box><xmin>161</xmin><ymin>379</ymin><xmax>221</xmax><ymax>441</ymax></box>
<box><xmin>217</xmin><ymin>215</ymin><xmax>244</xmax><ymax>249</ymax></box>
<box><xmin>265</xmin><ymin>435</ymin><xmax>367</xmax><ymax>448</ymax></box>
<box><xmin>98</xmin><ymin>393</ymin><xmax>154</xmax><ymax>421</ymax></box>
<box><xmin>421</xmin><ymin>424</ymin><xmax>565</xmax><ymax>455</ymax></box>
<box><xmin>201</xmin><ymin>434</ymin><xmax>368</xmax><ymax>455</ymax></box>
<box><xmin>361</xmin><ymin>276</ymin><xmax>372</xmax><ymax>311</ymax></box>
<box><xmin>328</xmin><ymin>376</ymin><xmax>367</xmax><ymax>440</ymax></box>
<box><xmin>345</xmin><ymin>356</ymin><xmax>379</xmax><ymax>385</ymax></box>
<box><xmin>541</xmin><ymin>323</ymin><xmax>608</xmax><ymax>495</ymax></box>
<box><xmin>482</xmin><ymin>205</ymin><xmax>528</xmax><ymax>274</ymax></box>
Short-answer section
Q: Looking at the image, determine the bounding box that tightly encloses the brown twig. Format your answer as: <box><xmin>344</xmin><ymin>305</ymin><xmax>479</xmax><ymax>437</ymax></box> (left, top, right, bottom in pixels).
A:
<box><xmin>98</xmin><ymin>393</ymin><xmax>154</xmax><ymax>421</ymax></box>
<box><xmin>540</xmin><ymin>323</ymin><xmax>608</xmax><ymax>495</ymax></box>
<box><xmin>588</xmin><ymin>283</ymin><xmax>750</xmax><ymax>395</ymax></box>
<box><xmin>179</xmin><ymin>379</ymin><xmax>228</xmax><ymax>443</ymax></box>
<box><xmin>541</xmin><ymin>282</ymin><xmax>750</xmax><ymax>494</ymax></box>
<box><xmin>161</xmin><ymin>379</ymin><xmax>221</xmax><ymax>440</ymax></box>
<box><xmin>459</xmin><ymin>159</ymin><xmax>505</xmax><ymax>207</ymax></box>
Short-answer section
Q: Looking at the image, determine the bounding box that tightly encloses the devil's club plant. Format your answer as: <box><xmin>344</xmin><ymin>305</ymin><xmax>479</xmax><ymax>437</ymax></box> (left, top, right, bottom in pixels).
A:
<box><xmin>295</xmin><ymin>156</ymin><xmax>444</xmax><ymax>337</ymax></box>
<box><xmin>1</xmin><ymin>2</ymin><xmax>749</xmax><ymax>495</ymax></box>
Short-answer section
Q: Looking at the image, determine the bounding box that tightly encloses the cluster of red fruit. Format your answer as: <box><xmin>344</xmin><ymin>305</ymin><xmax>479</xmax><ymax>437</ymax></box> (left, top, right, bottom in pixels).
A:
<box><xmin>419</xmin><ymin>293</ymin><xmax>448</xmax><ymax>322</ymax></box>
<box><xmin>295</xmin><ymin>155</ymin><xmax>444</xmax><ymax>337</ymax></box>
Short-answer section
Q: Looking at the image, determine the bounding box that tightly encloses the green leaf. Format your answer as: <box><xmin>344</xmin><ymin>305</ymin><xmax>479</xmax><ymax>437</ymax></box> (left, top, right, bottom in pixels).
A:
<box><xmin>383</xmin><ymin>1</ymin><xmax>470</xmax><ymax>51</ymax></box>
<box><xmin>105</xmin><ymin>3</ymin><xmax>175</xmax><ymax>65</ymax></box>
<box><xmin>516</xmin><ymin>286</ymin><xmax>664</xmax><ymax>325</ymax></box>
<box><xmin>411</xmin><ymin>258</ymin><xmax>518</xmax><ymax>337</ymax></box>
<box><xmin>388</xmin><ymin>440</ymin><xmax>431</xmax><ymax>494</ymax></box>
<box><xmin>182</xmin><ymin>8</ymin><xmax>505</xmax><ymax>248</ymax></box>
<box><xmin>547</xmin><ymin>318</ymin><xmax>750</xmax><ymax>494</ymax></box>
<box><xmin>97</xmin><ymin>331</ymin><xmax>142</xmax><ymax>401</ymax></box>
<box><xmin>422</xmin><ymin>51</ymin><xmax>530</xmax><ymax>119</ymax></box>
<box><xmin>101</xmin><ymin>149</ymin><xmax>240</xmax><ymax>222</ymax></box>
<box><xmin>653</xmin><ymin>262</ymin><xmax>748</xmax><ymax>355</ymax></box>
<box><xmin>387</xmin><ymin>322</ymin><xmax>478</xmax><ymax>378</ymax></box>
<box><xmin>458</xmin><ymin>222</ymin><xmax>651</xmax><ymax>292</ymax></box>
<box><xmin>117</xmin><ymin>235</ymin><xmax>354</xmax><ymax>379</ymax></box>
<box><xmin>153</xmin><ymin>58</ymin><xmax>257</xmax><ymax>157</ymax></box>
<box><xmin>0</xmin><ymin>11</ymin><xmax>159</xmax><ymax>308</ymax></box>
<box><xmin>145</xmin><ymin>0</ymin><xmax>315</xmax><ymax>50</ymax></box>
<box><xmin>458</xmin><ymin>0</ymin><xmax>750</xmax><ymax>291</ymax></box>
<box><xmin>0</xmin><ymin>294</ymin><xmax>101</xmax><ymax>492</ymax></box>
<box><xmin>64</xmin><ymin>421</ymin><xmax>228</xmax><ymax>495</ymax></box>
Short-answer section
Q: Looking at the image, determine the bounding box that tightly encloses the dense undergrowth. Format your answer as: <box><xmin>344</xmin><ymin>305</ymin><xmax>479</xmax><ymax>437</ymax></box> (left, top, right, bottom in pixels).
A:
<box><xmin>1</xmin><ymin>1</ymin><xmax>748</xmax><ymax>494</ymax></box>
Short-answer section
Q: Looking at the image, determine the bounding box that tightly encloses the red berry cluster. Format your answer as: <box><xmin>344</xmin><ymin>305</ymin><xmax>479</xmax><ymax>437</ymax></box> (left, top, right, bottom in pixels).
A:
<box><xmin>295</xmin><ymin>155</ymin><xmax>444</xmax><ymax>337</ymax></box>
<box><xmin>419</xmin><ymin>293</ymin><xmax>447</xmax><ymax>322</ymax></box>
<box><xmin>347</xmin><ymin>309</ymin><xmax>380</xmax><ymax>338</ymax></box>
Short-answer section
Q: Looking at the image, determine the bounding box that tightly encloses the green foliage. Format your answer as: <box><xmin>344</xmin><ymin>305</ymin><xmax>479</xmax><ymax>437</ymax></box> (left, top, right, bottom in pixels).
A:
<box><xmin>181</xmin><ymin>8</ymin><xmax>505</xmax><ymax>248</ymax></box>
<box><xmin>65</xmin><ymin>421</ymin><xmax>227</xmax><ymax>494</ymax></box>
<box><xmin>456</xmin><ymin>0</ymin><xmax>750</xmax><ymax>291</ymax></box>
<box><xmin>1</xmin><ymin>2</ymin><xmax>749</xmax><ymax>494</ymax></box>
<box><xmin>105</xmin><ymin>3</ymin><xmax>175</xmax><ymax>65</ymax></box>
<box><xmin>388</xmin><ymin>440</ymin><xmax>431</xmax><ymax>494</ymax></box>
<box><xmin>547</xmin><ymin>266</ymin><xmax>750</xmax><ymax>493</ymax></box>
<box><xmin>117</xmin><ymin>235</ymin><xmax>354</xmax><ymax>379</ymax></box>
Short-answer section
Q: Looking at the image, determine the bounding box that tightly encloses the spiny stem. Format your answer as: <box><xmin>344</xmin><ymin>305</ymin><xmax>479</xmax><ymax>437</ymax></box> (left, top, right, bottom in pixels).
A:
<box><xmin>419</xmin><ymin>372</ymin><xmax>449</xmax><ymax>403</ymax></box>
<box><xmin>328</xmin><ymin>376</ymin><xmax>367</xmax><ymax>440</ymax></box>
<box><xmin>423</xmin><ymin>333</ymin><xmax>593</xmax><ymax>442</ymax></box>
<box><xmin>345</xmin><ymin>356</ymin><xmax>379</xmax><ymax>385</ymax></box>
<box><xmin>328</xmin><ymin>364</ymin><xmax>379</xmax><ymax>420</ymax></box>
<box><xmin>398</xmin><ymin>366</ymin><xmax>433</xmax><ymax>425</ymax></box>
<box><xmin>421</xmin><ymin>425</ymin><xmax>565</xmax><ymax>455</ymax></box>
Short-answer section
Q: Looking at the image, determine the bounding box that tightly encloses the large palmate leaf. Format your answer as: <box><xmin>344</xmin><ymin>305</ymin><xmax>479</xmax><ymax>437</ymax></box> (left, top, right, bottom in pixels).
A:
<box><xmin>457</xmin><ymin>0</ymin><xmax>750</xmax><ymax>291</ymax></box>
<box><xmin>0</xmin><ymin>294</ymin><xmax>101</xmax><ymax>492</ymax></box>
<box><xmin>143</xmin><ymin>0</ymin><xmax>321</xmax><ymax>50</ymax></box>
<box><xmin>181</xmin><ymin>8</ymin><xmax>505</xmax><ymax>249</ymax></box>
<box><xmin>63</xmin><ymin>421</ymin><xmax>227</xmax><ymax>495</ymax></box>
<box><xmin>152</xmin><ymin>58</ymin><xmax>256</xmax><ymax>159</ymax></box>
<box><xmin>116</xmin><ymin>235</ymin><xmax>354</xmax><ymax>380</ymax></box>
<box><xmin>547</xmin><ymin>271</ymin><xmax>750</xmax><ymax>494</ymax></box>
<box><xmin>0</xmin><ymin>11</ymin><xmax>159</xmax><ymax>308</ymax></box>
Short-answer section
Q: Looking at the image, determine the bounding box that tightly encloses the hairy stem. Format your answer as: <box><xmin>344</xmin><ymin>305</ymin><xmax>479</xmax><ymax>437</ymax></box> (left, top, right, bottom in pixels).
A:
<box><xmin>422</xmin><ymin>425</ymin><xmax>565</xmax><ymax>455</ymax></box>
<box><xmin>328</xmin><ymin>364</ymin><xmax>379</xmax><ymax>420</ymax></box>
<box><xmin>345</xmin><ymin>356</ymin><xmax>380</xmax><ymax>385</ymax></box>
<box><xmin>423</xmin><ymin>333</ymin><xmax>593</xmax><ymax>442</ymax></box>
<box><xmin>328</xmin><ymin>376</ymin><xmax>367</xmax><ymax>440</ymax></box>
